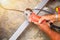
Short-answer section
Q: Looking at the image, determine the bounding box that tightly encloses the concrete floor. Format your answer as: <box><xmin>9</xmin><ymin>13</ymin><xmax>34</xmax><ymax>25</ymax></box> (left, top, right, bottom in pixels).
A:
<box><xmin>17</xmin><ymin>1</ymin><xmax>60</xmax><ymax>40</ymax></box>
<box><xmin>0</xmin><ymin>0</ymin><xmax>60</xmax><ymax>40</ymax></box>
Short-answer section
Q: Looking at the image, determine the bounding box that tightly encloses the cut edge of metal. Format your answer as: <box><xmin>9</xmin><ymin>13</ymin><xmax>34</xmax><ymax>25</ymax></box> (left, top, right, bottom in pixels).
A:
<box><xmin>9</xmin><ymin>0</ymin><xmax>49</xmax><ymax>40</ymax></box>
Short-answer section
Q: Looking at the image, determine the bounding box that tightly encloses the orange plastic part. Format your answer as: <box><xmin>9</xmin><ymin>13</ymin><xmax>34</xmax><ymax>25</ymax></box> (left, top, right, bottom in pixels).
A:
<box><xmin>58</xmin><ymin>7</ymin><xmax>60</xmax><ymax>14</ymax></box>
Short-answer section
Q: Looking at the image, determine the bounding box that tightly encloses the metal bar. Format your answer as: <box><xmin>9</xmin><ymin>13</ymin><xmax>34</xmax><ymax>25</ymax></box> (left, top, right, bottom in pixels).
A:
<box><xmin>9</xmin><ymin>0</ymin><xmax>49</xmax><ymax>40</ymax></box>
<box><xmin>33</xmin><ymin>0</ymin><xmax>49</xmax><ymax>14</ymax></box>
<box><xmin>9</xmin><ymin>20</ymin><xmax>29</xmax><ymax>40</ymax></box>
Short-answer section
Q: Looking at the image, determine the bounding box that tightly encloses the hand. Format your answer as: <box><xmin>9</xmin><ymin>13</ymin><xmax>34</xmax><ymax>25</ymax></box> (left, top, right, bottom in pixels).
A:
<box><xmin>28</xmin><ymin>13</ymin><xmax>51</xmax><ymax>31</ymax></box>
<box><xmin>38</xmin><ymin>20</ymin><xmax>60</xmax><ymax>40</ymax></box>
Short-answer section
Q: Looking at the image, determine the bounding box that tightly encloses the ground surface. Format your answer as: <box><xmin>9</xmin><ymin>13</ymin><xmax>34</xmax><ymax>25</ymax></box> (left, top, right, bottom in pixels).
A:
<box><xmin>0</xmin><ymin>0</ymin><xmax>60</xmax><ymax>40</ymax></box>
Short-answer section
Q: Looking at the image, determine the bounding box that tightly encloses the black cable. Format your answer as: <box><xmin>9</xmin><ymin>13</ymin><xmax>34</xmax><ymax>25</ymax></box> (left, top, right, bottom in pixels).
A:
<box><xmin>0</xmin><ymin>4</ymin><xmax>54</xmax><ymax>14</ymax></box>
<box><xmin>32</xmin><ymin>9</ymin><xmax>54</xmax><ymax>14</ymax></box>
<box><xmin>0</xmin><ymin>3</ymin><xmax>55</xmax><ymax>14</ymax></box>
<box><xmin>0</xmin><ymin>4</ymin><xmax>24</xmax><ymax>13</ymax></box>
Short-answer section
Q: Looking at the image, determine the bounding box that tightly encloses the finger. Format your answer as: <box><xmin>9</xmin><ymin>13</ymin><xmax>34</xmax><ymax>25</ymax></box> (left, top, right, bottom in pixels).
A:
<box><xmin>39</xmin><ymin>21</ymin><xmax>49</xmax><ymax>27</ymax></box>
<box><xmin>38</xmin><ymin>18</ymin><xmax>45</xmax><ymax>24</ymax></box>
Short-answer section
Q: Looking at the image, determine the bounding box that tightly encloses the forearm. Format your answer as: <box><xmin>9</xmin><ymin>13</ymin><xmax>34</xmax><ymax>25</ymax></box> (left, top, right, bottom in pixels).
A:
<box><xmin>38</xmin><ymin>25</ymin><xmax>60</xmax><ymax>40</ymax></box>
<box><xmin>43</xmin><ymin>14</ymin><xmax>60</xmax><ymax>22</ymax></box>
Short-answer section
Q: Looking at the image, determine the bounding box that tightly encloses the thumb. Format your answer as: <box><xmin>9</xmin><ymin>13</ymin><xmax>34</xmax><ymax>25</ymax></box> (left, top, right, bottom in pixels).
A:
<box><xmin>38</xmin><ymin>21</ymin><xmax>50</xmax><ymax>32</ymax></box>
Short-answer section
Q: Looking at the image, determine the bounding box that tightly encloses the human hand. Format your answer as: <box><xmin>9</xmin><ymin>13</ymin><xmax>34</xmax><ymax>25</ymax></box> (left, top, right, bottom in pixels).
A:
<box><xmin>28</xmin><ymin>13</ymin><xmax>50</xmax><ymax>31</ymax></box>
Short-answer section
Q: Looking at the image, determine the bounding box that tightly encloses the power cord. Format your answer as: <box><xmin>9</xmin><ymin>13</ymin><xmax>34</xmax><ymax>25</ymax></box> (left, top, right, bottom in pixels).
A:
<box><xmin>0</xmin><ymin>3</ymin><xmax>55</xmax><ymax>14</ymax></box>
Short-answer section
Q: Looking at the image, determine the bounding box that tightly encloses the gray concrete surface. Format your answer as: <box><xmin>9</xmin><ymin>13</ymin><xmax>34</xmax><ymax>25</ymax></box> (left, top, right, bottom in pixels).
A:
<box><xmin>0</xmin><ymin>0</ymin><xmax>60</xmax><ymax>40</ymax></box>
